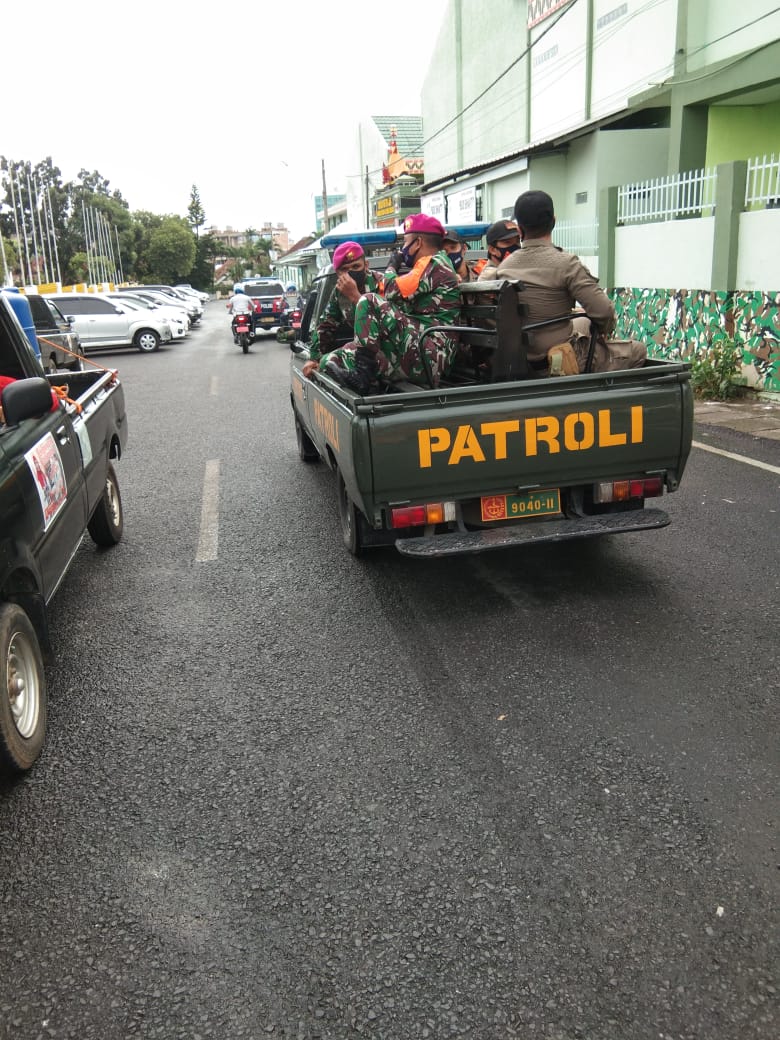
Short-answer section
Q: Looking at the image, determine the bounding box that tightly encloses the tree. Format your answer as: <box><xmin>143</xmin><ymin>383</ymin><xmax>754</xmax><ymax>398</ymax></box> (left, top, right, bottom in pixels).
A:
<box><xmin>187</xmin><ymin>185</ymin><xmax>206</xmax><ymax>241</ymax></box>
<box><xmin>190</xmin><ymin>232</ymin><xmax>218</xmax><ymax>291</ymax></box>
<box><xmin>146</xmin><ymin>216</ymin><xmax>196</xmax><ymax>283</ymax></box>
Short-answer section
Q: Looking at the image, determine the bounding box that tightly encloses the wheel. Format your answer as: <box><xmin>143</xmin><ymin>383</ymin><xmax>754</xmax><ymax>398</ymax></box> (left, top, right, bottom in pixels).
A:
<box><xmin>134</xmin><ymin>328</ymin><xmax>160</xmax><ymax>353</ymax></box>
<box><xmin>67</xmin><ymin>352</ymin><xmax>85</xmax><ymax>372</ymax></box>
<box><xmin>337</xmin><ymin>469</ymin><xmax>365</xmax><ymax>556</ymax></box>
<box><xmin>87</xmin><ymin>464</ymin><xmax>124</xmax><ymax>546</ymax></box>
<box><xmin>0</xmin><ymin>603</ymin><xmax>47</xmax><ymax>773</ymax></box>
<box><xmin>241</xmin><ymin>335</ymin><xmax>249</xmax><ymax>354</ymax></box>
<box><xmin>295</xmin><ymin>414</ymin><xmax>320</xmax><ymax>463</ymax></box>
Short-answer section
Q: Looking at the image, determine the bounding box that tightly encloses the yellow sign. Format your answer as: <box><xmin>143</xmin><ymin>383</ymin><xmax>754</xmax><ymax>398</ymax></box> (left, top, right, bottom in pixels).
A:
<box><xmin>312</xmin><ymin>398</ymin><xmax>340</xmax><ymax>451</ymax></box>
<box><xmin>376</xmin><ymin>197</ymin><xmax>395</xmax><ymax>218</ymax></box>
<box><xmin>417</xmin><ymin>407</ymin><xmax>644</xmax><ymax>468</ymax></box>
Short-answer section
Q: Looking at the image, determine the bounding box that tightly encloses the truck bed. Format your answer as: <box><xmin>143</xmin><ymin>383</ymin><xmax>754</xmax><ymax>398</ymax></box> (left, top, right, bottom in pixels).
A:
<box><xmin>329</xmin><ymin>360</ymin><xmax>692</xmax><ymax>513</ymax></box>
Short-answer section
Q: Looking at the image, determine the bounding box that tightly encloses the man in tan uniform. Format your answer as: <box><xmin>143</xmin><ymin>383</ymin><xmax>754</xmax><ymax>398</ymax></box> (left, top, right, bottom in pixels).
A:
<box><xmin>488</xmin><ymin>190</ymin><xmax>643</xmax><ymax>375</ymax></box>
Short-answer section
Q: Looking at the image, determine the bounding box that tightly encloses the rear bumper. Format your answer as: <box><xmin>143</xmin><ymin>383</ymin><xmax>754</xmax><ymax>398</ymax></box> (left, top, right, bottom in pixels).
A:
<box><xmin>395</xmin><ymin>507</ymin><xmax>670</xmax><ymax>558</ymax></box>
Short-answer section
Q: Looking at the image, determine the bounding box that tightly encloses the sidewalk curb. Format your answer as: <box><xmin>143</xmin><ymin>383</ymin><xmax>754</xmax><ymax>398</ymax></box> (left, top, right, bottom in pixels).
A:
<box><xmin>694</xmin><ymin>394</ymin><xmax>780</xmax><ymax>439</ymax></box>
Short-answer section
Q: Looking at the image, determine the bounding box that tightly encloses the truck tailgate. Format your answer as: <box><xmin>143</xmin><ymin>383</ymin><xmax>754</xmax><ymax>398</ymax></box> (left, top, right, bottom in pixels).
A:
<box><xmin>365</xmin><ymin>366</ymin><xmax>692</xmax><ymax>505</ymax></box>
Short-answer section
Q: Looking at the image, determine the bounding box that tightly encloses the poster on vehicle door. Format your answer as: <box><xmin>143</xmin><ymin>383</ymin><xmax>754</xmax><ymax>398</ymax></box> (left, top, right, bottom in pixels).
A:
<box><xmin>25</xmin><ymin>432</ymin><xmax>67</xmax><ymax>530</ymax></box>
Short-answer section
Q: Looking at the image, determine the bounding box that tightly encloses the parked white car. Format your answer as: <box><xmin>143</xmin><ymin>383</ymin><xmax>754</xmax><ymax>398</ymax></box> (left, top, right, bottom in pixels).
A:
<box><xmin>49</xmin><ymin>292</ymin><xmax>173</xmax><ymax>353</ymax></box>
<box><xmin>174</xmin><ymin>284</ymin><xmax>209</xmax><ymax>303</ymax></box>
<box><xmin>175</xmin><ymin>284</ymin><xmax>210</xmax><ymax>303</ymax></box>
<box><xmin>118</xmin><ymin>285</ymin><xmax>202</xmax><ymax>324</ymax></box>
<box><xmin>127</xmin><ymin>290</ymin><xmax>193</xmax><ymax>329</ymax></box>
<box><xmin>106</xmin><ymin>292</ymin><xmax>188</xmax><ymax>340</ymax></box>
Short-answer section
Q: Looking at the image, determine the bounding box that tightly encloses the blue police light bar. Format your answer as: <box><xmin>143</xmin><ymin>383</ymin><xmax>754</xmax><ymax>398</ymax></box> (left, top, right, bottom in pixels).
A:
<box><xmin>320</xmin><ymin>229</ymin><xmax>399</xmax><ymax>248</ymax></box>
<box><xmin>446</xmin><ymin>223</ymin><xmax>490</xmax><ymax>239</ymax></box>
<box><xmin>320</xmin><ymin>222</ymin><xmax>490</xmax><ymax>249</ymax></box>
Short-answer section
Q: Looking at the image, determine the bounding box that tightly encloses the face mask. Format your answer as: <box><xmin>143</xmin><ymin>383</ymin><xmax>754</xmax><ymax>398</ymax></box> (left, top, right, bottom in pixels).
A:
<box><xmin>400</xmin><ymin>239</ymin><xmax>419</xmax><ymax>268</ymax></box>
<box><xmin>448</xmin><ymin>251</ymin><xmax>463</xmax><ymax>270</ymax></box>
<box><xmin>495</xmin><ymin>243</ymin><xmax>520</xmax><ymax>262</ymax></box>
<box><xmin>348</xmin><ymin>270</ymin><xmax>366</xmax><ymax>292</ymax></box>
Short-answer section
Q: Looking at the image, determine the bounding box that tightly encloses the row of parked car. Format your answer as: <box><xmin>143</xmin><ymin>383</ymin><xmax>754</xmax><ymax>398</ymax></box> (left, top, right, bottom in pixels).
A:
<box><xmin>24</xmin><ymin>283</ymin><xmax>210</xmax><ymax>371</ymax></box>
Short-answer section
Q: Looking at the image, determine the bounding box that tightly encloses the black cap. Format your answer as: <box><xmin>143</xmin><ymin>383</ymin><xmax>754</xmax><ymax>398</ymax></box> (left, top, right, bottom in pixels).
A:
<box><xmin>485</xmin><ymin>219</ymin><xmax>520</xmax><ymax>247</ymax></box>
<box><xmin>514</xmin><ymin>190</ymin><xmax>555</xmax><ymax>228</ymax></box>
<box><xmin>442</xmin><ymin>228</ymin><xmax>462</xmax><ymax>244</ymax></box>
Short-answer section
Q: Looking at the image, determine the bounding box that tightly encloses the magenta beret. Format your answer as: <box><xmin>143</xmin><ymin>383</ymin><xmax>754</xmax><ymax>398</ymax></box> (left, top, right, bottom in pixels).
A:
<box><xmin>332</xmin><ymin>241</ymin><xmax>365</xmax><ymax>269</ymax></box>
<box><xmin>403</xmin><ymin>213</ymin><xmax>445</xmax><ymax>237</ymax></box>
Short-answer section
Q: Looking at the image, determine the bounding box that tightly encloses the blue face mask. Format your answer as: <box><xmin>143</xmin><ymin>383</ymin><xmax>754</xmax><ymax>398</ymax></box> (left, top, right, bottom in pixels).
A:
<box><xmin>448</xmin><ymin>250</ymin><xmax>463</xmax><ymax>270</ymax></box>
<box><xmin>400</xmin><ymin>239</ymin><xmax>419</xmax><ymax>268</ymax></box>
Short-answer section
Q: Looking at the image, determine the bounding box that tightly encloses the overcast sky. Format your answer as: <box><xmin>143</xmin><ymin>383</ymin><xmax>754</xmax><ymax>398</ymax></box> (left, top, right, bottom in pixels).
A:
<box><xmin>2</xmin><ymin>0</ymin><xmax>449</xmax><ymax>241</ymax></box>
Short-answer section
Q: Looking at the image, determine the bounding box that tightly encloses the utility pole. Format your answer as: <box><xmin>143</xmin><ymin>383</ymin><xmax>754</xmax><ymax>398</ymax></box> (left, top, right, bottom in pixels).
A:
<box><xmin>365</xmin><ymin>165</ymin><xmax>370</xmax><ymax>227</ymax></box>
<box><xmin>321</xmin><ymin>158</ymin><xmax>329</xmax><ymax>232</ymax></box>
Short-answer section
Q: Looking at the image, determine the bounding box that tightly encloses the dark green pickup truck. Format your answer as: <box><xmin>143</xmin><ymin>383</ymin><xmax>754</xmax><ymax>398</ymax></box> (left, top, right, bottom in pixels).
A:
<box><xmin>0</xmin><ymin>294</ymin><xmax>128</xmax><ymax>772</ymax></box>
<box><xmin>290</xmin><ymin>270</ymin><xmax>693</xmax><ymax>558</ymax></box>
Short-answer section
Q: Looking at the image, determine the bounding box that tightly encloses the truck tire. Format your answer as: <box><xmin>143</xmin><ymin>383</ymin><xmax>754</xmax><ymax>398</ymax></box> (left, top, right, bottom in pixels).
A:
<box><xmin>87</xmin><ymin>464</ymin><xmax>124</xmax><ymax>546</ymax></box>
<box><xmin>134</xmin><ymin>328</ymin><xmax>160</xmax><ymax>353</ymax></box>
<box><xmin>337</xmin><ymin>469</ymin><xmax>365</xmax><ymax>556</ymax></box>
<box><xmin>0</xmin><ymin>603</ymin><xmax>47</xmax><ymax>773</ymax></box>
<box><xmin>295</xmin><ymin>415</ymin><xmax>319</xmax><ymax>463</ymax></box>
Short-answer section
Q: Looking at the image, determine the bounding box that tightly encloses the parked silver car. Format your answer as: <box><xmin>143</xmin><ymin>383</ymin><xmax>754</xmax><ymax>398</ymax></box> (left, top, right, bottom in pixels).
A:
<box><xmin>48</xmin><ymin>292</ymin><xmax>173</xmax><ymax>353</ymax></box>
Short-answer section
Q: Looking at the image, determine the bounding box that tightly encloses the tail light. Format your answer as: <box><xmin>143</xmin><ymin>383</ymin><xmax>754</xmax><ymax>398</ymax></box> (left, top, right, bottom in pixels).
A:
<box><xmin>593</xmin><ymin>477</ymin><xmax>663</xmax><ymax>503</ymax></box>
<box><xmin>390</xmin><ymin>501</ymin><xmax>456</xmax><ymax>529</ymax></box>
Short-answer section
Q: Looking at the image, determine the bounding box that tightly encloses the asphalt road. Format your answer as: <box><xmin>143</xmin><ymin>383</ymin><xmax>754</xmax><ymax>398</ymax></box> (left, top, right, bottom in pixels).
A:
<box><xmin>1</xmin><ymin>303</ymin><xmax>777</xmax><ymax>1040</ymax></box>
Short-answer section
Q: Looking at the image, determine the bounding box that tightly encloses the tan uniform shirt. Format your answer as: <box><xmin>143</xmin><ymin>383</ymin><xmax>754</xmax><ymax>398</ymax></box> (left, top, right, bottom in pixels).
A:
<box><xmin>490</xmin><ymin>240</ymin><xmax>616</xmax><ymax>361</ymax></box>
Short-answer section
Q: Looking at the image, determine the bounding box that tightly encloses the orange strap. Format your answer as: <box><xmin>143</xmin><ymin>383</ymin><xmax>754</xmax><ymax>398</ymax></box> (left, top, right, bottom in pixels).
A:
<box><xmin>35</xmin><ymin>336</ymin><xmax>118</xmax><ymax>412</ymax></box>
<box><xmin>36</xmin><ymin>336</ymin><xmax>117</xmax><ymax>376</ymax></box>
<box><xmin>51</xmin><ymin>384</ymin><xmax>82</xmax><ymax>413</ymax></box>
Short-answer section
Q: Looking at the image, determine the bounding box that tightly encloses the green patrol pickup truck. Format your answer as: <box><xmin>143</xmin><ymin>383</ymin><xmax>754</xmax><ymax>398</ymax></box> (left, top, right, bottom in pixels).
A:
<box><xmin>0</xmin><ymin>293</ymin><xmax>128</xmax><ymax>772</ymax></box>
<box><xmin>289</xmin><ymin>228</ymin><xmax>693</xmax><ymax>558</ymax></box>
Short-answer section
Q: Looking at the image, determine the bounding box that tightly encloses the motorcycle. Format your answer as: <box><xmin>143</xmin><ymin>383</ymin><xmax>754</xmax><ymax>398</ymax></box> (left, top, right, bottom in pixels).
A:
<box><xmin>232</xmin><ymin>312</ymin><xmax>252</xmax><ymax>354</ymax></box>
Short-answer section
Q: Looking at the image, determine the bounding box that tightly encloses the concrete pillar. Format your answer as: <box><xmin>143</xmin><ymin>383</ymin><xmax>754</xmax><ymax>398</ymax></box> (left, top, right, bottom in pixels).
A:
<box><xmin>711</xmin><ymin>161</ymin><xmax>747</xmax><ymax>292</ymax></box>
<box><xmin>668</xmin><ymin>105</ymin><xmax>708</xmax><ymax>176</ymax></box>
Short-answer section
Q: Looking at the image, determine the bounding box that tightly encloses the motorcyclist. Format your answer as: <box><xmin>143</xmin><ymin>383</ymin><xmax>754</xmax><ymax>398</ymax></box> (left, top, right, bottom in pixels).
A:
<box><xmin>227</xmin><ymin>285</ymin><xmax>256</xmax><ymax>342</ymax></box>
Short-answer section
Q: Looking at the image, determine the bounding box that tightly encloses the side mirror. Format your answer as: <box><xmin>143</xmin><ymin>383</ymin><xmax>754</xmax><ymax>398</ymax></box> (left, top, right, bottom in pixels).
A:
<box><xmin>113</xmin><ymin>306</ymin><xmax>125</xmax><ymax>314</ymax></box>
<box><xmin>1</xmin><ymin>377</ymin><xmax>55</xmax><ymax>426</ymax></box>
<box><xmin>65</xmin><ymin>315</ymin><xmax>76</xmax><ymax>325</ymax></box>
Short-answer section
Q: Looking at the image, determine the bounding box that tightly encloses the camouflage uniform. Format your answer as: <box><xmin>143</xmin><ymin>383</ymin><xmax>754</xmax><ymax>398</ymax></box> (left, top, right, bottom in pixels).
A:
<box><xmin>321</xmin><ymin>252</ymin><xmax>460</xmax><ymax>386</ymax></box>
<box><xmin>309</xmin><ymin>271</ymin><xmax>381</xmax><ymax>362</ymax></box>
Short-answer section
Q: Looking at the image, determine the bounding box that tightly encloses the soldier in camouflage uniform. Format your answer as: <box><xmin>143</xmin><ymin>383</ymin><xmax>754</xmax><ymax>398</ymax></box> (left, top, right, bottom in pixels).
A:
<box><xmin>303</xmin><ymin>241</ymin><xmax>381</xmax><ymax>380</ymax></box>
<box><xmin>323</xmin><ymin>213</ymin><xmax>460</xmax><ymax>394</ymax></box>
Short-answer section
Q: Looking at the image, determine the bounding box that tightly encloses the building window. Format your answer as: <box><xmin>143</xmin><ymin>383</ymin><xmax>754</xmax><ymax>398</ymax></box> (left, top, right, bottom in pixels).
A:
<box><xmin>575</xmin><ymin>192</ymin><xmax>588</xmax><ymax>205</ymax></box>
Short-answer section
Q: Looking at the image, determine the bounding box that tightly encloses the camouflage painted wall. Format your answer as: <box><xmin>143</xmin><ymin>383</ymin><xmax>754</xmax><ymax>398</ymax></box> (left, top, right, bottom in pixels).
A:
<box><xmin>610</xmin><ymin>288</ymin><xmax>780</xmax><ymax>394</ymax></box>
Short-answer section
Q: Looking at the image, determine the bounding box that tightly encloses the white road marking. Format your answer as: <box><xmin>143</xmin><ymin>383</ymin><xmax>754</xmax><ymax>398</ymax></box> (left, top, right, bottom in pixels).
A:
<box><xmin>209</xmin><ymin>375</ymin><xmax>218</xmax><ymax>397</ymax></box>
<box><xmin>196</xmin><ymin>459</ymin><xmax>220</xmax><ymax>562</ymax></box>
<box><xmin>692</xmin><ymin>440</ymin><xmax>780</xmax><ymax>476</ymax></box>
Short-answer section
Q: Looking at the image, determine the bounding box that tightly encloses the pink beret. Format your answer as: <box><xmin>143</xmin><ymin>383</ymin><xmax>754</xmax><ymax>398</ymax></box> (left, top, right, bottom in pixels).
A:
<box><xmin>332</xmin><ymin>241</ymin><xmax>364</xmax><ymax>269</ymax></box>
<box><xmin>403</xmin><ymin>213</ymin><xmax>445</xmax><ymax>237</ymax></box>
